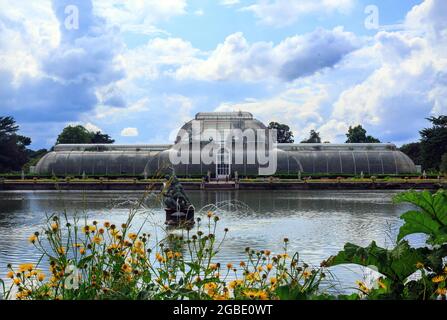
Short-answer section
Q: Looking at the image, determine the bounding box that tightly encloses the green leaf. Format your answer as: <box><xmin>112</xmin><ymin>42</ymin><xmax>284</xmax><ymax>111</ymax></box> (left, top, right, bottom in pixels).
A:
<box><xmin>326</xmin><ymin>241</ymin><xmax>422</xmax><ymax>282</ymax></box>
<box><xmin>397</xmin><ymin>210</ymin><xmax>441</xmax><ymax>242</ymax></box>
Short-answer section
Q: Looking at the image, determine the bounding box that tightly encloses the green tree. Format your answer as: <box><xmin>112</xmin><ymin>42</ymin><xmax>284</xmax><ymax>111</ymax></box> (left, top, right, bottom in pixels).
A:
<box><xmin>0</xmin><ymin>116</ymin><xmax>31</xmax><ymax>172</ymax></box>
<box><xmin>345</xmin><ymin>125</ymin><xmax>380</xmax><ymax>143</ymax></box>
<box><xmin>90</xmin><ymin>131</ymin><xmax>115</xmax><ymax>144</ymax></box>
<box><xmin>420</xmin><ymin>116</ymin><xmax>447</xmax><ymax>171</ymax></box>
<box><xmin>400</xmin><ymin>142</ymin><xmax>422</xmax><ymax>165</ymax></box>
<box><xmin>301</xmin><ymin>130</ymin><xmax>322</xmax><ymax>143</ymax></box>
<box><xmin>268</xmin><ymin>122</ymin><xmax>294</xmax><ymax>143</ymax></box>
<box><xmin>56</xmin><ymin>126</ymin><xmax>115</xmax><ymax>145</ymax></box>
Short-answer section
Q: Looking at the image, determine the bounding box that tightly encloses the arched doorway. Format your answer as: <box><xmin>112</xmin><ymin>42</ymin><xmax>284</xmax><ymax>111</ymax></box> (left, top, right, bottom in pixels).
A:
<box><xmin>216</xmin><ymin>147</ymin><xmax>231</xmax><ymax>179</ymax></box>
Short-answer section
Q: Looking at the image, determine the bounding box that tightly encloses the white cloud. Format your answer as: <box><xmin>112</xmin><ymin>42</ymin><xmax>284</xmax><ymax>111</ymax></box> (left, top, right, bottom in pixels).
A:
<box><xmin>175</xmin><ymin>27</ymin><xmax>358</xmax><ymax>82</ymax></box>
<box><xmin>84</xmin><ymin>122</ymin><xmax>102</xmax><ymax>133</ymax></box>
<box><xmin>242</xmin><ymin>0</ymin><xmax>356</xmax><ymax>27</ymax></box>
<box><xmin>92</xmin><ymin>0</ymin><xmax>187</xmax><ymax>35</ymax></box>
<box><xmin>194</xmin><ymin>9</ymin><xmax>204</xmax><ymax>16</ymax></box>
<box><xmin>121</xmin><ymin>127</ymin><xmax>139</xmax><ymax>137</ymax></box>
<box><xmin>220</xmin><ymin>0</ymin><xmax>240</xmax><ymax>7</ymax></box>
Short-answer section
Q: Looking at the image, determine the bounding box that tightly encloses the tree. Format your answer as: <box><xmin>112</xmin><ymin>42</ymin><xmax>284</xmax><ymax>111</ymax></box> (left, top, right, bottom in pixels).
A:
<box><xmin>0</xmin><ymin>116</ymin><xmax>31</xmax><ymax>172</ymax></box>
<box><xmin>268</xmin><ymin>122</ymin><xmax>294</xmax><ymax>143</ymax></box>
<box><xmin>420</xmin><ymin>116</ymin><xmax>447</xmax><ymax>170</ymax></box>
<box><xmin>400</xmin><ymin>142</ymin><xmax>422</xmax><ymax>165</ymax></box>
<box><xmin>345</xmin><ymin>125</ymin><xmax>380</xmax><ymax>143</ymax></box>
<box><xmin>301</xmin><ymin>130</ymin><xmax>322</xmax><ymax>143</ymax></box>
<box><xmin>90</xmin><ymin>131</ymin><xmax>115</xmax><ymax>144</ymax></box>
<box><xmin>56</xmin><ymin>125</ymin><xmax>115</xmax><ymax>145</ymax></box>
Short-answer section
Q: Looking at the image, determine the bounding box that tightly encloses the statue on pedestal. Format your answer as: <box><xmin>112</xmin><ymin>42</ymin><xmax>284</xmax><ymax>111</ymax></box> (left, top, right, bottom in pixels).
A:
<box><xmin>162</xmin><ymin>174</ymin><xmax>194</xmax><ymax>227</ymax></box>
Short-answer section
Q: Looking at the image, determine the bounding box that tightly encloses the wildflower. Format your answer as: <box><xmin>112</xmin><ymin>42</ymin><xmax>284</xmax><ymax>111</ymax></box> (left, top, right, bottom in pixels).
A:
<box><xmin>128</xmin><ymin>233</ymin><xmax>138</xmax><ymax>240</ymax></box>
<box><xmin>432</xmin><ymin>275</ymin><xmax>445</xmax><ymax>283</ymax></box>
<box><xmin>37</xmin><ymin>273</ymin><xmax>46</xmax><ymax>282</ymax></box>
<box><xmin>436</xmin><ymin>288</ymin><xmax>447</xmax><ymax>296</ymax></box>
<box><xmin>51</xmin><ymin>223</ymin><xmax>58</xmax><ymax>231</ymax></box>
<box><xmin>227</xmin><ymin>263</ymin><xmax>233</xmax><ymax>269</ymax></box>
<box><xmin>156</xmin><ymin>253</ymin><xmax>165</xmax><ymax>263</ymax></box>
<box><xmin>98</xmin><ymin>228</ymin><xmax>105</xmax><ymax>234</ymax></box>
<box><xmin>7</xmin><ymin>271</ymin><xmax>14</xmax><ymax>279</ymax></box>
<box><xmin>239</xmin><ymin>261</ymin><xmax>246</xmax><ymax>267</ymax></box>
<box><xmin>79</xmin><ymin>248</ymin><xmax>86</xmax><ymax>255</ymax></box>
<box><xmin>18</xmin><ymin>263</ymin><xmax>34</xmax><ymax>273</ymax></box>
<box><xmin>104</xmin><ymin>221</ymin><xmax>111</xmax><ymax>228</ymax></box>
<box><xmin>258</xmin><ymin>291</ymin><xmax>268</xmax><ymax>300</ymax></box>
<box><xmin>416</xmin><ymin>262</ymin><xmax>424</xmax><ymax>269</ymax></box>
<box><xmin>265</xmin><ymin>250</ymin><xmax>271</xmax><ymax>256</ymax></box>
<box><xmin>229</xmin><ymin>280</ymin><xmax>243</xmax><ymax>289</ymax></box>
<box><xmin>207</xmin><ymin>211</ymin><xmax>213</xmax><ymax>218</ymax></box>
<box><xmin>174</xmin><ymin>252</ymin><xmax>182</xmax><ymax>258</ymax></box>
<box><xmin>82</xmin><ymin>225</ymin><xmax>91</xmax><ymax>234</ymax></box>
<box><xmin>57</xmin><ymin>247</ymin><xmax>66</xmax><ymax>255</ymax></box>
<box><xmin>210</xmin><ymin>264</ymin><xmax>218</xmax><ymax>271</ymax></box>
<box><xmin>377</xmin><ymin>278</ymin><xmax>387</xmax><ymax>290</ymax></box>
<box><xmin>92</xmin><ymin>236</ymin><xmax>102</xmax><ymax>244</ymax></box>
<box><xmin>257</xmin><ymin>266</ymin><xmax>264</xmax><ymax>272</ymax></box>
<box><xmin>266</xmin><ymin>263</ymin><xmax>273</xmax><ymax>271</ymax></box>
<box><xmin>270</xmin><ymin>277</ymin><xmax>277</xmax><ymax>285</ymax></box>
<box><xmin>243</xmin><ymin>290</ymin><xmax>258</xmax><ymax>299</ymax></box>
<box><xmin>13</xmin><ymin>278</ymin><xmax>21</xmax><ymax>285</ymax></box>
<box><xmin>166</xmin><ymin>251</ymin><xmax>174</xmax><ymax>260</ymax></box>
<box><xmin>121</xmin><ymin>264</ymin><xmax>132</xmax><ymax>273</ymax></box>
<box><xmin>110</xmin><ymin>229</ymin><xmax>120</xmax><ymax>238</ymax></box>
<box><xmin>356</xmin><ymin>280</ymin><xmax>370</xmax><ymax>293</ymax></box>
<box><xmin>28</xmin><ymin>234</ymin><xmax>37</xmax><ymax>244</ymax></box>
<box><xmin>303</xmin><ymin>269</ymin><xmax>311</xmax><ymax>278</ymax></box>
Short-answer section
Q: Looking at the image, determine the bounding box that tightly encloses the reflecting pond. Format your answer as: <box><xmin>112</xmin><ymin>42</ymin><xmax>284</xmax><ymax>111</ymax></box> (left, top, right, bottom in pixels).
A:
<box><xmin>0</xmin><ymin>190</ymin><xmax>422</xmax><ymax>293</ymax></box>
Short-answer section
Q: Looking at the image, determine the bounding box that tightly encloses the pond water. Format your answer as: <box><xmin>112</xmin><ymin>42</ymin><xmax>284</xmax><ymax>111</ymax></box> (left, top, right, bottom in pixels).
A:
<box><xmin>0</xmin><ymin>190</ymin><xmax>422</xmax><ymax>294</ymax></box>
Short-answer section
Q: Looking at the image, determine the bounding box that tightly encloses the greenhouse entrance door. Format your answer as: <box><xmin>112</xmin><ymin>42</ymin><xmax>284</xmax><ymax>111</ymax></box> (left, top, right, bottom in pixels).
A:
<box><xmin>216</xmin><ymin>148</ymin><xmax>231</xmax><ymax>180</ymax></box>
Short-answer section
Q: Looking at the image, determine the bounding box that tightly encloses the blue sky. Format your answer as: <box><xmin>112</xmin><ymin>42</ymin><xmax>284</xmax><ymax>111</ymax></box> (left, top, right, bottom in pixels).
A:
<box><xmin>1</xmin><ymin>0</ymin><xmax>446</xmax><ymax>149</ymax></box>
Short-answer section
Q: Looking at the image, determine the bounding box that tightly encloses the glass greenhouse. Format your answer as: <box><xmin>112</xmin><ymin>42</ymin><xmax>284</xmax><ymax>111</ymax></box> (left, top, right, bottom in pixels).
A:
<box><xmin>35</xmin><ymin>112</ymin><xmax>417</xmax><ymax>177</ymax></box>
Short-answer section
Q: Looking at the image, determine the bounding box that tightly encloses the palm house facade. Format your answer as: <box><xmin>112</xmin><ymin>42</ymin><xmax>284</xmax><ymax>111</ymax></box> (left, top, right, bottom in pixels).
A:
<box><xmin>35</xmin><ymin>112</ymin><xmax>417</xmax><ymax>177</ymax></box>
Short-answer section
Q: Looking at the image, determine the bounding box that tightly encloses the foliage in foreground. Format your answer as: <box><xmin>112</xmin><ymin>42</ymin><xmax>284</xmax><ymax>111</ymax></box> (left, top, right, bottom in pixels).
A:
<box><xmin>324</xmin><ymin>190</ymin><xmax>447</xmax><ymax>300</ymax></box>
<box><xmin>1</xmin><ymin>190</ymin><xmax>447</xmax><ymax>300</ymax></box>
<box><xmin>1</xmin><ymin>212</ymin><xmax>328</xmax><ymax>300</ymax></box>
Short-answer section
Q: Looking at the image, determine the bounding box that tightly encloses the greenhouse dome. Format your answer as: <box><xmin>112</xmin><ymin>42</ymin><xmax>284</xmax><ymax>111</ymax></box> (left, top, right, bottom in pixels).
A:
<box><xmin>35</xmin><ymin>112</ymin><xmax>417</xmax><ymax>177</ymax></box>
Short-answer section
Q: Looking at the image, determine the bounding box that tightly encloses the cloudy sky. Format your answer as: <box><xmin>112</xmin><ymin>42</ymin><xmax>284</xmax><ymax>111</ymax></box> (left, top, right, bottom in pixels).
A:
<box><xmin>0</xmin><ymin>0</ymin><xmax>446</xmax><ymax>149</ymax></box>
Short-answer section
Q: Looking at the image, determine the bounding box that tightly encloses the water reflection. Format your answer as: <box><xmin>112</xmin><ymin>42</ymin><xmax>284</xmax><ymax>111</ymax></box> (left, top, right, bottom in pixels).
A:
<box><xmin>0</xmin><ymin>190</ymin><xmax>419</xmax><ymax>293</ymax></box>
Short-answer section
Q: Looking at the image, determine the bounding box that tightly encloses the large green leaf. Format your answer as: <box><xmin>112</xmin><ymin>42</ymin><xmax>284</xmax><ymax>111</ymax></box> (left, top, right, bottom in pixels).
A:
<box><xmin>397</xmin><ymin>210</ymin><xmax>441</xmax><ymax>242</ymax></box>
<box><xmin>326</xmin><ymin>241</ymin><xmax>422</xmax><ymax>282</ymax></box>
<box><xmin>394</xmin><ymin>190</ymin><xmax>447</xmax><ymax>245</ymax></box>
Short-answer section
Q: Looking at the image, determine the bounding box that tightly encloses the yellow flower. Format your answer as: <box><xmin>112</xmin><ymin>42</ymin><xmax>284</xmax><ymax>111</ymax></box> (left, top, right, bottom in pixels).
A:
<box><xmin>51</xmin><ymin>223</ymin><xmax>58</xmax><ymax>231</ymax></box>
<box><xmin>377</xmin><ymin>279</ymin><xmax>387</xmax><ymax>289</ymax></box>
<box><xmin>156</xmin><ymin>253</ymin><xmax>165</xmax><ymax>263</ymax></box>
<box><xmin>28</xmin><ymin>234</ymin><xmax>37</xmax><ymax>244</ymax></box>
<box><xmin>73</xmin><ymin>243</ymin><xmax>83</xmax><ymax>248</ymax></box>
<box><xmin>266</xmin><ymin>263</ymin><xmax>273</xmax><ymax>271</ymax></box>
<box><xmin>92</xmin><ymin>235</ymin><xmax>102</xmax><ymax>244</ymax></box>
<box><xmin>37</xmin><ymin>273</ymin><xmax>46</xmax><ymax>282</ymax></box>
<box><xmin>121</xmin><ymin>263</ymin><xmax>132</xmax><ymax>273</ymax></box>
<box><xmin>303</xmin><ymin>269</ymin><xmax>311</xmax><ymax>278</ymax></box>
<box><xmin>104</xmin><ymin>221</ymin><xmax>111</xmax><ymax>228</ymax></box>
<box><xmin>98</xmin><ymin>228</ymin><xmax>105</xmax><ymax>234</ymax></box>
<box><xmin>57</xmin><ymin>247</ymin><xmax>66</xmax><ymax>255</ymax></box>
<box><xmin>174</xmin><ymin>252</ymin><xmax>182</xmax><ymax>258</ymax></box>
<box><xmin>110</xmin><ymin>228</ymin><xmax>120</xmax><ymax>238</ymax></box>
<box><xmin>416</xmin><ymin>262</ymin><xmax>424</xmax><ymax>269</ymax></box>
<box><xmin>13</xmin><ymin>278</ymin><xmax>21</xmax><ymax>285</ymax></box>
<box><xmin>209</xmin><ymin>264</ymin><xmax>218</xmax><ymax>271</ymax></box>
<box><xmin>18</xmin><ymin>263</ymin><xmax>34</xmax><ymax>273</ymax></box>
<box><xmin>7</xmin><ymin>271</ymin><xmax>14</xmax><ymax>279</ymax></box>
<box><xmin>166</xmin><ymin>251</ymin><xmax>174</xmax><ymax>260</ymax></box>
<box><xmin>356</xmin><ymin>280</ymin><xmax>370</xmax><ymax>293</ymax></box>
<box><xmin>207</xmin><ymin>211</ymin><xmax>213</xmax><ymax>218</ymax></box>
<box><xmin>432</xmin><ymin>275</ymin><xmax>445</xmax><ymax>283</ymax></box>
<box><xmin>258</xmin><ymin>291</ymin><xmax>268</xmax><ymax>300</ymax></box>
<box><xmin>227</xmin><ymin>263</ymin><xmax>233</xmax><ymax>269</ymax></box>
<box><xmin>128</xmin><ymin>233</ymin><xmax>138</xmax><ymax>240</ymax></box>
<box><xmin>79</xmin><ymin>247</ymin><xmax>86</xmax><ymax>255</ymax></box>
<box><xmin>265</xmin><ymin>250</ymin><xmax>271</xmax><ymax>256</ymax></box>
<box><xmin>270</xmin><ymin>277</ymin><xmax>277</xmax><ymax>285</ymax></box>
<box><xmin>229</xmin><ymin>280</ymin><xmax>243</xmax><ymax>289</ymax></box>
<box><xmin>436</xmin><ymin>287</ymin><xmax>447</xmax><ymax>296</ymax></box>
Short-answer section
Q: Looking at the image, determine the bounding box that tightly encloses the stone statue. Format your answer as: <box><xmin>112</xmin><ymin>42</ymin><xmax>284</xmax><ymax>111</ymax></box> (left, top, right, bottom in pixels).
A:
<box><xmin>162</xmin><ymin>174</ymin><xmax>192</xmax><ymax>212</ymax></box>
